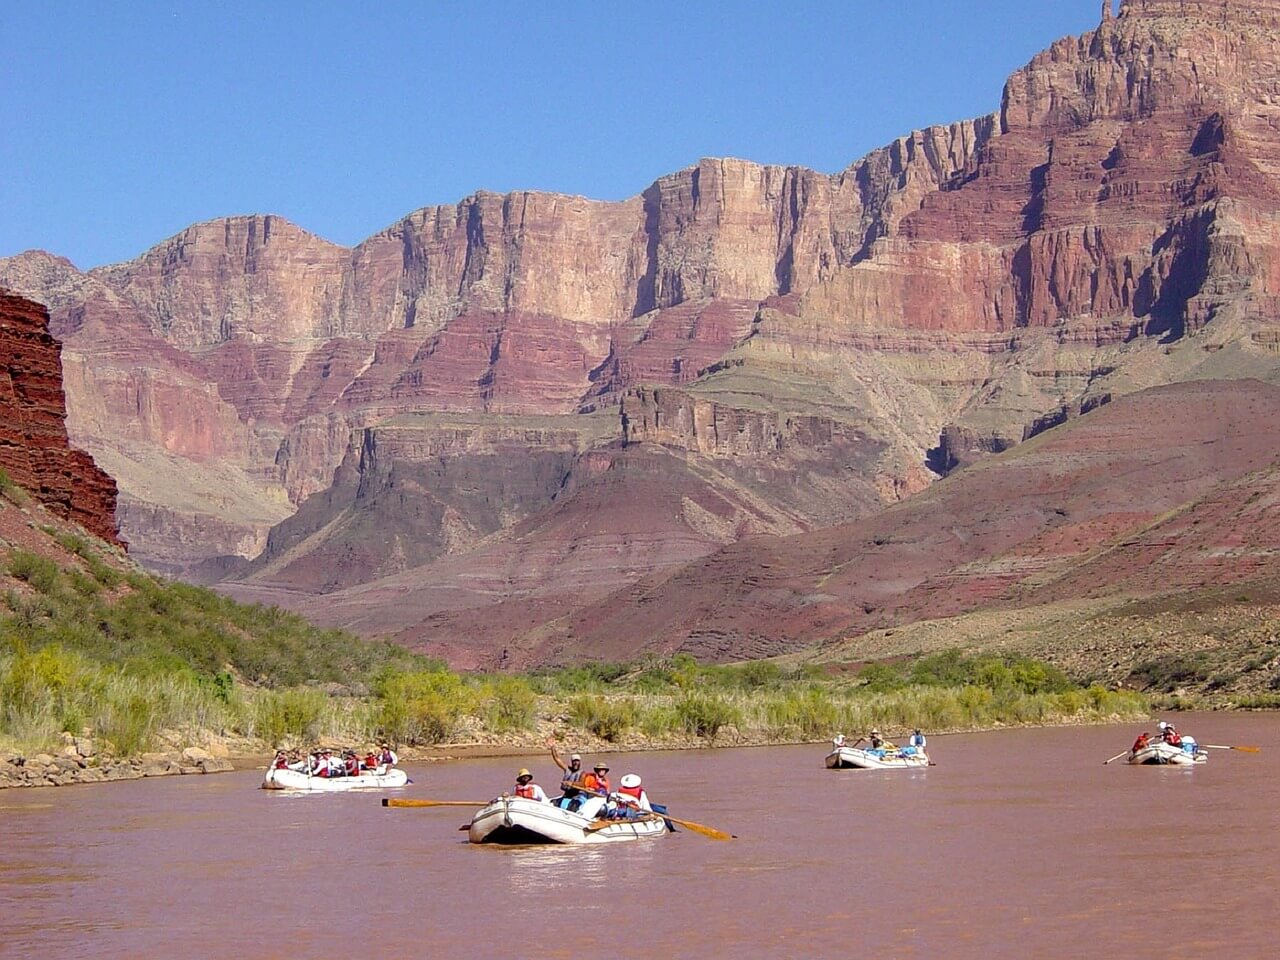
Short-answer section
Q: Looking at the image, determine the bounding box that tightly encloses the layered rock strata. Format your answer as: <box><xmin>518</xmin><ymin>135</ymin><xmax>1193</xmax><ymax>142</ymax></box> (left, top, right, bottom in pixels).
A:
<box><xmin>0</xmin><ymin>292</ymin><xmax>118</xmax><ymax>544</ymax></box>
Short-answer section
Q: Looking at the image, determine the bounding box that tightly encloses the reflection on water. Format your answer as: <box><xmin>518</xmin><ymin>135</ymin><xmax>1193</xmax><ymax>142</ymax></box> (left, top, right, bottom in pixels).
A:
<box><xmin>2</xmin><ymin>714</ymin><xmax>1279</xmax><ymax>959</ymax></box>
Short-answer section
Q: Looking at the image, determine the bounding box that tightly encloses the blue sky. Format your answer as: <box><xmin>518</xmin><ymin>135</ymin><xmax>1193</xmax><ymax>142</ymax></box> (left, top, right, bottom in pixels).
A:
<box><xmin>4</xmin><ymin>1</ymin><xmax>1104</xmax><ymax>268</ymax></box>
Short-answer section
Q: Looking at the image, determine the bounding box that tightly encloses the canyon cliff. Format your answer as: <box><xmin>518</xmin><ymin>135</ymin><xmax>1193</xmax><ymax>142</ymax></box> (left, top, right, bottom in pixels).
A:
<box><xmin>4</xmin><ymin>0</ymin><xmax>1280</xmax><ymax>663</ymax></box>
<box><xmin>0</xmin><ymin>292</ymin><xmax>119</xmax><ymax>545</ymax></box>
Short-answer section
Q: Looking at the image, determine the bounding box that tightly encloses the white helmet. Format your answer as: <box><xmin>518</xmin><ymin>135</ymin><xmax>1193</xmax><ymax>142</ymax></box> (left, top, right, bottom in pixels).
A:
<box><xmin>620</xmin><ymin>774</ymin><xmax>642</xmax><ymax>788</ymax></box>
<box><xmin>1157</xmin><ymin>721</ymin><xmax>1168</xmax><ymax>730</ymax></box>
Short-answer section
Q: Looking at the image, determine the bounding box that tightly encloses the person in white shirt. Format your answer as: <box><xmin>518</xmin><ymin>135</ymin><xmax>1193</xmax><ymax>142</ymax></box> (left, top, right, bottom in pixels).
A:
<box><xmin>908</xmin><ymin>729</ymin><xmax>927</xmax><ymax>750</ymax></box>
<box><xmin>611</xmin><ymin>773</ymin><xmax>652</xmax><ymax>818</ymax></box>
<box><xmin>512</xmin><ymin>768</ymin><xmax>548</xmax><ymax>802</ymax></box>
<box><xmin>377</xmin><ymin>744</ymin><xmax>399</xmax><ymax>774</ymax></box>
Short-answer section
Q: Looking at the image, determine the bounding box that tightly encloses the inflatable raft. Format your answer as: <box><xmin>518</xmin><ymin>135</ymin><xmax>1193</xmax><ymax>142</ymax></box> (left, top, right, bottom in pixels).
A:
<box><xmin>262</xmin><ymin>767</ymin><xmax>410</xmax><ymax>791</ymax></box>
<box><xmin>1128</xmin><ymin>739</ymin><xmax>1207</xmax><ymax>765</ymax></box>
<box><xmin>467</xmin><ymin>796</ymin><xmax>668</xmax><ymax>844</ymax></box>
<box><xmin>824</xmin><ymin>745</ymin><xmax>931</xmax><ymax>770</ymax></box>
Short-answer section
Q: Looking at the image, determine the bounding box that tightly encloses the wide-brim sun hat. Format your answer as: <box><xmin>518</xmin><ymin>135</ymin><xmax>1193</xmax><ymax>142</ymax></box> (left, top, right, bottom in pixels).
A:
<box><xmin>517</xmin><ymin>768</ymin><xmax>532</xmax><ymax>779</ymax></box>
<box><xmin>619</xmin><ymin>774</ymin><xmax>641</xmax><ymax>788</ymax></box>
<box><xmin>594</xmin><ymin>761</ymin><xmax>609</xmax><ymax>770</ymax></box>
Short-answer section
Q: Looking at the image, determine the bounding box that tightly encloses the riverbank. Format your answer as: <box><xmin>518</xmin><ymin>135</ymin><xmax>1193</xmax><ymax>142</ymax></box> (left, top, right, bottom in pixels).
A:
<box><xmin>2</xmin><ymin>705</ymin><xmax>1152</xmax><ymax>789</ymax></box>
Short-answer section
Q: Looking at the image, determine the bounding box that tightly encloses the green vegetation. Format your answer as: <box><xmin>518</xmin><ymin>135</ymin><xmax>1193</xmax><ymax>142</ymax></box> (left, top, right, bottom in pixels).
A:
<box><xmin>0</xmin><ymin>469</ymin><xmax>29</xmax><ymax>505</ymax></box>
<box><xmin>0</xmin><ymin>528</ymin><xmax>1148</xmax><ymax>759</ymax></box>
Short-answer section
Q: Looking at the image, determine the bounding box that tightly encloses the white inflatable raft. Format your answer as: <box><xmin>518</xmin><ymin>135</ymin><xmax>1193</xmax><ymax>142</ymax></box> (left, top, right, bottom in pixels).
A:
<box><xmin>467</xmin><ymin>796</ymin><xmax>668</xmax><ymax>845</ymax></box>
<box><xmin>262</xmin><ymin>767</ymin><xmax>410</xmax><ymax>791</ymax></box>
<box><xmin>824</xmin><ymin>746</ymin><xmax>931</xmax><ymax>770</ymax></box>
<box><xmin>1128</xmin><ymin>739</ymin><xmax>1207</xmax><ymax>765</ymax></box>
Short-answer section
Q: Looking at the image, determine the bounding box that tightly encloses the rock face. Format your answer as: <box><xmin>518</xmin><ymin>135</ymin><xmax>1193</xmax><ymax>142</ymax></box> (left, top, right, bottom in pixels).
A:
<box><xmin>0</xmin><ymin>292</ymin><xmax>118</xmax><ymax>544</ymax></box>
<box><xmin>6</xmin><ymin>0</ymin><xmax>1280</xmax><ymax>663</ymax></box>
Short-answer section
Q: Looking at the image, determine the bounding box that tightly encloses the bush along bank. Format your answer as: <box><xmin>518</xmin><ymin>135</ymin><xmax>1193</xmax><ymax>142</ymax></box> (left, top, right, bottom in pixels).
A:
<box><xmin>0</xmin><ymin>640</ymin><xmax>1150</xmax><ymax>788</ymax></box>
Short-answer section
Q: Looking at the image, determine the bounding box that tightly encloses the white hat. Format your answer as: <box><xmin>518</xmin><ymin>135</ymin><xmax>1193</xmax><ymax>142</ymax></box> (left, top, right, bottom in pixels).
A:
<box><xmin>570</xmin><ymin>753</ymin><xmax>581</xmax><ymax>761</ymax></box>
<box><xmin>619</xmin><ymin>774</ymin><xmax>641</xmax><ymax>788</ymax></box>
<box><xmin>1157</xmin><ymin>721</ymin><xmax>1168</xmax><ymax>730</ymax></box>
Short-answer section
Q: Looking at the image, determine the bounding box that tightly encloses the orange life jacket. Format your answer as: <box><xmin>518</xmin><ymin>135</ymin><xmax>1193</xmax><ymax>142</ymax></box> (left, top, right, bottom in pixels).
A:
<box><xmin>617</xmin><ymin>783</ymin><xmax>644</xmax><ymax>803</ymax></box>
<box><xmin>515</xmin><ymin>782</ymin><xmax>539</xmax><ymax>799</ymax></box>
<box><xmin>583</xmin><ymin>772</ymin><xmax>610</xmax><ymax>794</ymax></box>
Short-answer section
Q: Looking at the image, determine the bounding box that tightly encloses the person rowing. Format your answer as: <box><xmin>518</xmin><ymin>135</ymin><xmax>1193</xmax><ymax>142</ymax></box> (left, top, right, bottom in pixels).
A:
<box><xmin>852</xmin><ymin>728</ymin><xmax>889</xmax><ymax>750</ymax></box>
<box><xmin>609</xmin><ymin>773</ymin><xmax>652</xmax><ymax>819</ymax></box>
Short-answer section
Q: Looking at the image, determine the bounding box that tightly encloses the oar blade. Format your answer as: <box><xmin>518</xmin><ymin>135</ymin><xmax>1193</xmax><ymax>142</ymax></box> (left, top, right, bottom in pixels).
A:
<box><xmin>1203</xmin><ymin>744</ymin><xmax>1262</xmax><ymax>753</ymax></box>
<box><xmin>666</xmin><ymin>815</ymin><xmax>735</xmax><ymax>841</ymax></box>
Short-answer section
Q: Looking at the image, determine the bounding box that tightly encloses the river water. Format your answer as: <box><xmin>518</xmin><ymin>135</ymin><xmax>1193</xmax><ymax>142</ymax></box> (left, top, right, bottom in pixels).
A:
<box><xmin>3</xmin><ymin>715</ymin><xmax>1278</xmax><ymax>959</ymax></box>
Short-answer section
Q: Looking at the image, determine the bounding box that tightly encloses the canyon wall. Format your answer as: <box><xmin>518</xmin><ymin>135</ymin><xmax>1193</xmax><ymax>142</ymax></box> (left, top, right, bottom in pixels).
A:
<box><xmin>5</xmin><ymin>0</ymin><xmax>1280</xmax><ymax>662</ymax></box>
<box><xmin>0</xmin><ymin>292</ymin><xmax>118</xmax><ymax>545</ymax></box>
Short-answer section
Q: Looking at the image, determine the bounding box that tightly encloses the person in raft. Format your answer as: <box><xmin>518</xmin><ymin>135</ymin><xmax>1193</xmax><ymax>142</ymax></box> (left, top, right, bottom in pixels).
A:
<box><xmin>908</xmin><ymin>729</ymin><xmax>927</xmax><ymax>751</ymax></box>
<box><xmin>1158</xmin><ymin>721</ymin><xmax>1182</xmax><ymax>746</ymax></box>
<box><xmin>512</xmin><ymin>768</ymin><xmax>549</xmax><ymax>802</ymax></box>
<box><xmin>1131</xmin><ymin>731</ymin><xmax>1151</xmax><ymax>753</ymax></box>
<box><xmin>377</xmin><ymin>743</ymin><xmax>399</xmax><ymax>772</ymax></box>
<box><xmin>548</xmin><ymin>738</ymin><xmax>585</xmax><ymax>791</ymax></box>
<box><xmin>608</xmin><ymin>773</ymin><xmax>652</xmax><ymax>819</ymax></box>
<box><xmin>567</xmin><ymin>761</ymin><xmax>612</xmax><ymax>818</ymax></box>
<box><xmin>852</xmin><ymin>729</ymin><xmax>888</xmax><ymax>750</ymax></box>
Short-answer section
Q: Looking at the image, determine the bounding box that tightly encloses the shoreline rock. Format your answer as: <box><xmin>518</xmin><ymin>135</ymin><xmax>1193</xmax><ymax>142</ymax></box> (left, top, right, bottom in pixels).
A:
<box><xmin>0</xmin><ymin>750</ymin><xmax>234</xmax><ymax>789</ymax></box>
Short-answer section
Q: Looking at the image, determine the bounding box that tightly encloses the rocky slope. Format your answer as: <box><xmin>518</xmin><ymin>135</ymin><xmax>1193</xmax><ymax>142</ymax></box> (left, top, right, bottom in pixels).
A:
<box><xmin>5</xmin><ymin>0</ymin><xmax>1280</xmax><ymax>664</ymax></box>
<box><xmin>282</xmin><ymin>378</ymin><xmax>1280</xmax><ymax>666</ymax></box>
<box><xmin>0</xmin><ymin>292</ymin><xmax>118</xmax><ymax>544</ymax></box>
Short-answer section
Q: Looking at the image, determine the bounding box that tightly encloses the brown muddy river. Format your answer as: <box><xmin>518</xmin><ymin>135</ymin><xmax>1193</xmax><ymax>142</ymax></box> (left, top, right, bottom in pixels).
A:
<box><xmin>3</xmin><ymin>715</ymin><xmax>1278</xmax><ymax>959</ymax></box>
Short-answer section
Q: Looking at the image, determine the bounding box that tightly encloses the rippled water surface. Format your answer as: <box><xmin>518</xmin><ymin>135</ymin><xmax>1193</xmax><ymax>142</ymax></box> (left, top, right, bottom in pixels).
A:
<box><xmin>4</xmin><ymin>714</ymin><xmax>1279</xmax><ymax>959</ymax></box>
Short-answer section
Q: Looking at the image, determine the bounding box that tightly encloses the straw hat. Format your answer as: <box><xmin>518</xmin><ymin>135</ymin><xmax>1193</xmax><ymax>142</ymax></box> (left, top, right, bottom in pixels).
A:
<box><xmin>517</xmin><ymin>768</ymin><xmax>532</xmax><ymax>780</ymax></box>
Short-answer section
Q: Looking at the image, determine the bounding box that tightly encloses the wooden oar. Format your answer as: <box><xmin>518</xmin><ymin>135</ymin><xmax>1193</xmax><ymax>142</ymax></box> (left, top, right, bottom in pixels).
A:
<box><xmin>1103</xmin><ymin>751</ymin><xmax>1130</xmax><ymax>765</ymax></box>
<box><xmin>382</xmin><ymin>798</ymin><xmax>490</xmax><ymax>808</ymax></box>
<box><xmin>1202</xmin><ymin>744</ymin><xmax>1261</xmax><ymax>753</ymax></box>
<box><xmin>566</xmin><ymin>782</ymin><xmax>735</xmax><ymax>840</ymax></box>
<box><xmin>585</xmin><ymin>810</ymin><xmax>735</xmax><ymax>840</ymax></box>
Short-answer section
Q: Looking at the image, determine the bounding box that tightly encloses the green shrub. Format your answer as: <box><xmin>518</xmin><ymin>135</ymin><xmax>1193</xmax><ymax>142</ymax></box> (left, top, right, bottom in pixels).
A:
<box><xmin>374</xmin><ymin>670</ymin><xmax>472</xmax><ymax>744</ymax></box>
<box><xmin>568</xmin><ymin>695</ymin><xmax>637</xmax><ymax>742</ymax></box>
<box><xmin>0</xmin><ymin>469</ymin><xmax>28</xmax><ymax>504</ymax></box>
<box><xmin>99</xmin><ymin>692</ymin><xmax>155</xmax><ymax>755</ymax></box>
<box><xmin>762</xmin><ymin>689</ymin><xmax>839</xmax><ymax>738</ymax></box>
<box><xmin>253</xmin><ymin>688</ymin><xmax>328</xmax><ymax>746</ymax></box>
<box><xmin>675</xmin><ymin>694</ymin><xmax>739</xmax><ymax>740</ymax></box>
<box><xmin>479</xmin><ymin>676</ymin><xmax>538</xmax><ymax>733</ymax></box>
<box><xmin>8</xmin><ymin>550</ymin><xmax>62</xmax><ymax>596</ymax></box>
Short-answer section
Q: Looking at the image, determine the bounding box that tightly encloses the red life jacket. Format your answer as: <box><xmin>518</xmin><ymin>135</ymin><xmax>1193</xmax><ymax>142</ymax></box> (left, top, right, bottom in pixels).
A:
<box><xmin>515</xmin><ymin>782</ymin><xmax>539</xmax><ymax>799</ymax></box>
<box><xmin>273</xmin><ymin>756</ymin><xmax>288</xmax><ymax>769</ymax></box>
<box><xmin>618</xmin><ymin>783</ymin><xmax>644</xmax><ymax>803</ymax></box>
<box><xmin>1132</xmin><ymin>735</ymin><xmax>1149</xmax><ymax>752</ymax></box>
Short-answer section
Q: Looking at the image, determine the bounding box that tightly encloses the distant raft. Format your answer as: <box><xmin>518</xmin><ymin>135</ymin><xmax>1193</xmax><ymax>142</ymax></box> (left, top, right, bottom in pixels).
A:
<box><xmin>1128</xmin><ymin>739</ymin><xmax>1208</xmax><ymax>765</ymax></box>
<box><xmin>262</xmin><ymin>767</ymin><xmax>410</xmax><ymax>791</ymax></box>
<box><xmin>824</xmin><ymin>745</ymin><xmax>931</xmax><ymax>770</ymax></box>
<box><xmin>467</xmin><ymin>796</ymin><xmax>668</xmax><ymax>844</ymax></box>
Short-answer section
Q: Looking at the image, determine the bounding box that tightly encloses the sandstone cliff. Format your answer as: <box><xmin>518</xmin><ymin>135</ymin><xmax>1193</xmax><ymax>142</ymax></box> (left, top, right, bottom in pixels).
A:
<box><xmin>0</xmin><ymin>292</ymin><xmax>118</xmax><ymax>545</ymax></box>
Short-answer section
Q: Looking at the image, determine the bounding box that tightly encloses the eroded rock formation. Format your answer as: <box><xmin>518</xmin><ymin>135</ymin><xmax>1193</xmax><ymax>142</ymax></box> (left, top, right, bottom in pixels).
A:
<box><xmin>0</xmin><ymin>292</ymin><xmax>118</xmax><ymax>544</ymax></box>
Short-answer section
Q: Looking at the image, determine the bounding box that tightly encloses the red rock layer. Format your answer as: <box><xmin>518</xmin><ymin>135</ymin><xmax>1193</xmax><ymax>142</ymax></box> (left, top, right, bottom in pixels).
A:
<box><xmin>0</xmin><ymin>292</ymin><xmax>119</xmax><ymax>545</ymax></box>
